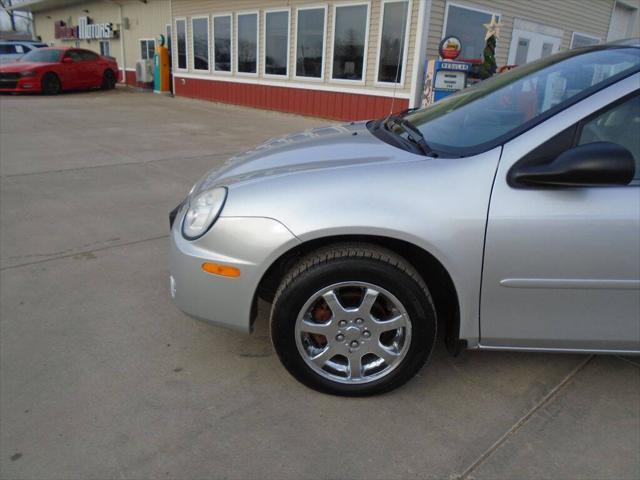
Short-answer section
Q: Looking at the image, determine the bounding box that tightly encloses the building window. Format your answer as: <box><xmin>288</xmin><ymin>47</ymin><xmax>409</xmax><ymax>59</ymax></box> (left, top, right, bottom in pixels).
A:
<box><xmin>99</xmin><ymin>40</ymin><xmax>111</xmax><ymax>57</ymax></box>
<box><xmin>213</xmin><ymin>14</ymin><xmax>232</xmax><ymax>72</ymax></box>
<box><xmin>176</xmin><ymin>18</ymin><xmax>187</xmax><ymax>70</ymax></box>
<box><xmin>191</xmin><ymin>16</ymin><xmax>209</xmax><ymax>71</ymax></box>
<box><xmin>295</xmin><ymin>6</ymin><xmax>326</xmax><ymax>79</ymax></box>
<box><xmin>570</xmin><ymin>32</ymin><xmax>600</xmax><ymax>49</ymax></box>
<box><xmin>237</xmin><ymin>12</ymin><xmax>258</xmax><ymax>74</ymax></box>
<box><xmin>443</xmin><ymin>4</ymin><xmax>499</xmax><ymax>61</ymax></box>
<box><xmin>376</xmin><ymin>0</ymin><xmax>410</xmax><ymax>84</ymax></box>
<box><xmin>264</xmin><ymin>10</ymin><xmax>289</xmax><ymax>76</ymax></box>
<box><xmin>140</xmin><ymin>39</ymin><xmax>155</xmax><ymax>60</ymax></box>
<box><xmin>331</xmin><ymin>3</ymin><xmax>369</xmax><ymax>82</ymax></box>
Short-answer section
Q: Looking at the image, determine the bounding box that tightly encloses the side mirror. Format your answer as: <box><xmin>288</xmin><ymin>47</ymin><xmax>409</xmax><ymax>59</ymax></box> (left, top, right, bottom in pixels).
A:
<box><xmin>62</xmin><ymin>57</ymin><xmax>73</xmax><ymax>64</ymax></box>
<box><xmin>509</xmin><ymin>142</ymin><xmax>635</xmax><ymax>188</ymax></box>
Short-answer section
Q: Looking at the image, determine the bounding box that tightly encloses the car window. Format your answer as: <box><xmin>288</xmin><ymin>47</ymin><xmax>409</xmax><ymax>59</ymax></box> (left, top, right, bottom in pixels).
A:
<box><xmin>65</xmin><ymin>50</ymin><xmax>83</xmax><ymax>62</ymax></box>
<box><xmin>15</xmin><ymin>45</ymin><xmax>25</xmax><ymax>53</ymax></box>
<box><xmin>403</xmin><ymin>47</ymin><xmax>640</xmax><ymax>155</ymax></box>
<box><xmin>19</xmin><ymin>49</ymin><xmax>63</xmax><ymax>63</ymax></box>
<box><xmin>0</xmin><ymin>44</ymin><xmax>16</xmax><ymax>54</ymax></box>
<box><xmin>579</xmin><ymin>94</ymin><xmax>640</xmax><ymax>182</ymax></box>
<box><xmin>79</xmin><ymin>50</ymin><xmax>99</xmax><ymax>61</ymax></box>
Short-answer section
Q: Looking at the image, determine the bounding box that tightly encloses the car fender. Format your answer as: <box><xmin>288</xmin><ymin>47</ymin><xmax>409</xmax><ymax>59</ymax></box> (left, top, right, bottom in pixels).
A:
<box><xmin>223</xmin><ymin>146</ymin><xmax>503</xmax><ymax>346</ymax></box>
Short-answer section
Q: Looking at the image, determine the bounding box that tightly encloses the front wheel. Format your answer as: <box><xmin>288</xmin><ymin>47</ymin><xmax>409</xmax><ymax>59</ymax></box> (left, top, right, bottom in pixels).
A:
<box><xmin>270</xmin><ymin>244</ymin><xmax>437</xmax><ymax>396</ymax></box>
<box><xmin>101</xmin><ymin>69</ymin><xmax>116</xmax><ymax>90</ymax></box>
<box><xmin>41</xmin><ymin>73</ymin><xmax>61</xmax><ymax>95</ymax></box>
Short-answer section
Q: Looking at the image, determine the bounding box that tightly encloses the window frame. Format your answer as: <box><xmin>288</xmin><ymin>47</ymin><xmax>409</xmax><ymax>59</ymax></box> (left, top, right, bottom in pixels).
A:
<box><xmin>139</xmin><ymin>38</ymin><xmax>156</xmax><ymax>61</ymax></box>
<box><xmin>575</xmin><ymin>89</ymin><xmax>640</xmax><ymax>185</ymax></box>
<box><xmin>570</xmin><ymin>31</ymin><xmax>600</xmax><ymax>49</ymax></box>
<box><xmin>374</xmin><ymin>0</ymin><xmax>412</xmax><ymax>87</ymax></box>
<box><xmin>212</xmin><ymin>12</ymin><xmax>233</xmax><ymax>75</ymax></box>
<box><xmin>262</xmin><ymin>7</ymin><xmax>291</xmax><ymax>79</ymax></box>
<box><xmin>99</xmin><ymin>39</ymin><xmax>111</xmax><ymax>57</ymax></box>
<box><xmin>442</xmin><ymin>1</ymin><xmax>501</xmax><ymax>63</ymax></box>
<box><xmin>329</xmin><ymin>1</ymin><xmax>371</xmax><ymax>85</ymax></box>
<box><xmin>175</xmin><ymin>17</ymin><xmax>188</xmax><ymax>72</ymax></box>
<box><xmin>191</xmin><ymin>15</ymin><xmax>211</xmax><ymax>73</ymax></box>
<box><xmin>293</xmin><ymin>4</ymin><xmax>328</xmax><ymax>82</ymax></box>
<box><xmin>235</xmin><ymin>10</ymin><xmax>260</xmax><ymax>77</ymax></box>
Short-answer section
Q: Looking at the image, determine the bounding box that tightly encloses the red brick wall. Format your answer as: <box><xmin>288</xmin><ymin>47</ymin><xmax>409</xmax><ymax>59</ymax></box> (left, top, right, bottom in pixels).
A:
<box><xmin>118</xmin><ymin>70</ymin><xmax>153</xmax><ymax>89</ymax></box>
<box><xmin>173</xmin><ymin>76</ymin><xmax>409</xmax><ymax>121</ymax></box>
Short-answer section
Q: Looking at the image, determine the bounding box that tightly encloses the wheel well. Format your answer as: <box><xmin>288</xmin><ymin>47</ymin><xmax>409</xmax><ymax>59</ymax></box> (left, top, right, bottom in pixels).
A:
<box><xmin>257</xmin><ymin>235</ymin><xmax>464</xmax><ymax>355</ymax></box>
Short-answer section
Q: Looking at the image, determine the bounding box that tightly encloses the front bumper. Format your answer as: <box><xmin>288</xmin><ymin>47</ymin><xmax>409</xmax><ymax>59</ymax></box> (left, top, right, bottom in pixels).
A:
<box><xmin>0</xmin><ymin>76</ymin><xmax>41</xmax><ymax>93</ymax></box>
<box><xmin>169</xmin><ymin>206</ymin><xmax>299</xmax><ymax>333</ymax></box>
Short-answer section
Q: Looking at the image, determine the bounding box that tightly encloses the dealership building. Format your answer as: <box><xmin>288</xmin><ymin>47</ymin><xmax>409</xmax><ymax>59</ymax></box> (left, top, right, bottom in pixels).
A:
<box><xmin>14</xmin><ymin>0</ymin><xmax>640</xmax><ymax>120</ymax></box>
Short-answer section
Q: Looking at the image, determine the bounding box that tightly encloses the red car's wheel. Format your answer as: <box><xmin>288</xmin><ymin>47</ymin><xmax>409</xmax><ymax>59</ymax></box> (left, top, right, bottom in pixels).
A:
<box><xmin>41</xmin><ymin>73</ymin><xmax>61</xmax><ymax>95</ymax></box>
<box><xmin>101</xmin><ymin>69</ymin><xmax>116</xmax><ymax>90</ymax></box>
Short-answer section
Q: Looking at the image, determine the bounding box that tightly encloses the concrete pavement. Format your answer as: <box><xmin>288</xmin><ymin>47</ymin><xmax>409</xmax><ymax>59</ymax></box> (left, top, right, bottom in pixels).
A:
<box><xmin>1</xmin><ymin>89</ymin><xmax>638</xmax><ymax>480</ymax></box>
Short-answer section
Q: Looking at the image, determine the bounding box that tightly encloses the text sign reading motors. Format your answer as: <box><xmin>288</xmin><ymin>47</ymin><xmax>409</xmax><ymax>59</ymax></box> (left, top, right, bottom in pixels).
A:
<box><xmin>54</xmin><ymin>16</ymin><xmax>117</xmax><ymax>40</ymax></box>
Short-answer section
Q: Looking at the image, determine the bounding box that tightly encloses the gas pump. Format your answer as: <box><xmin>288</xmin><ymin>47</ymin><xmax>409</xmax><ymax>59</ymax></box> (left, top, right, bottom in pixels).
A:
<box><xmin>154</xmin><ymin>34</ymin><xmax>170</xmax><ymax>94</ymax></box>
<box><xmin>422</xmin><ymin>36</ymin><xmax>472</xmax><ymax>106</ymax></box>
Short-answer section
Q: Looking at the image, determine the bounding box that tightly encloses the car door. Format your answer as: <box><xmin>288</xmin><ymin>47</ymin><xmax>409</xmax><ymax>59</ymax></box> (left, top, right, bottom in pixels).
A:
<box><xmin>60</xmin><ymin>50</ymin><xmax>86</xmax><ymax>89</ymax></box>
<box><xmin>78</xmin><ymin>50</ymin><xmax>101</xmax><ymax>87</ymax></box>
<box><xmin>480</xmin><ymin>73</ymin><xmax>640</xmax><ymax>353</ymax></box>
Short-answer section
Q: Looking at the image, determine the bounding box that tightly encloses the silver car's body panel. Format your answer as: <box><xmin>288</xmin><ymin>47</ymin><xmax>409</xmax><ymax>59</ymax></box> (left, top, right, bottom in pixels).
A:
<box><xmin>169</xmin><ymin>70</ymin><xmax>640</xmax><ymax>354</ymax></box>
<box><xmin>170</xmin><ymin>216</ymin><xmax>299</xmax><ymax>332</ymax></box>
<box><xmin>481</xmin><ymin>73</ymin><xmax>640</xmax><ymax>351</ymax></box>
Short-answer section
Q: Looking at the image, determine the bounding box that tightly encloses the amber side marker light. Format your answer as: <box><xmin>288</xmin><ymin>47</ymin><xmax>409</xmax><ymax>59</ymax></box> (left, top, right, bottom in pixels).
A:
<box><xmin>201</xmin><ymin>262</ymin><xmax>241</xmax><ymax>278</ymax></box>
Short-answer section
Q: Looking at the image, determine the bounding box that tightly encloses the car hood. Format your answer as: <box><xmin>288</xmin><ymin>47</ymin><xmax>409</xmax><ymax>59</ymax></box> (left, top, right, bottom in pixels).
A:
<box><xmin>192</xmin><ymin>121</ymin><xmax>406</xmax><ymax>195</ymax></box>
<box><xmin>0</xmin><ymin>62</ymin><xmax>49</xmax><ymax>72</ymax></box>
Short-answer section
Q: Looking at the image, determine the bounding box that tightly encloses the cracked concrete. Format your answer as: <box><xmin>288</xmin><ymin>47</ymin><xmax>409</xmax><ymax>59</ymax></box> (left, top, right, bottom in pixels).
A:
<box><xmin>1</xmin><ymin>89</ymin><xmax>638</xmax><ymax>480</ymax></box>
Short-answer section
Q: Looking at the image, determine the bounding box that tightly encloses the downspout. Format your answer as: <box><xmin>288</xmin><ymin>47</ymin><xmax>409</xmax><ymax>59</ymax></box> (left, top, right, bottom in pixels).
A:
<box><xmin>409</xmin><ymin>0</ymin><xmax>432</xmax><ymax>108</ymax></box>
<box><xmin>118</xmin><ymin>2</ymin><xmax>126</xmax><ymax>83</ymax></box>
<box><xmin>170</xmin><ymin>0</ymin><xmax>175</xmax><ymax>95</ymax></box>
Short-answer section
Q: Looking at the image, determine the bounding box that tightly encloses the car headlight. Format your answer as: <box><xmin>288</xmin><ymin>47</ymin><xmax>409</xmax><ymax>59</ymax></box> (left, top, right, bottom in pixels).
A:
<box><xmin>20</xmin><ymin>71</ymin><xmax>37</xmax><ymax>77</ymax></box>
<box><xmin>182</xmin><ymin>187</ymin><xmax>227</xmax><ymax>240</ymax></box>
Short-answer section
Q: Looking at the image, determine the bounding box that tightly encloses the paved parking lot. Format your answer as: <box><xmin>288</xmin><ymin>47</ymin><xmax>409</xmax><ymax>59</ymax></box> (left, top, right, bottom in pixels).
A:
<box><xmin>1</xmin><ymin>88</ymin><xmax>639</xmax><ymax>480</ymax></box>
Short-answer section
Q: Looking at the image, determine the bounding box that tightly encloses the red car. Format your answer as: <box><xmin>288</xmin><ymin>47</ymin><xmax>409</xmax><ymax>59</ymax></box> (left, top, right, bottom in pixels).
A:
<box><xmin>0</xmin><ymin>47</ymin><xmax>118</xmax><ymax>94</ymax></box>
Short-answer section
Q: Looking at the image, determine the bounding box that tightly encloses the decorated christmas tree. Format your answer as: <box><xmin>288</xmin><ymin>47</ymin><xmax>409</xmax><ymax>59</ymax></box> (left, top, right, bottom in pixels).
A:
<box><xmin>478</xmin><ymin>15</ymin><xmax>501</xmax><ymax>80</ymax></box>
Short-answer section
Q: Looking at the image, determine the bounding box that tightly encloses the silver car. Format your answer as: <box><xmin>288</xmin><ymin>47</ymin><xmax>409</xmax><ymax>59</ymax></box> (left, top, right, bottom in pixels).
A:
<box><xmin>169</xmin><ymin>42</ymin><xmax>640</xmax><ymax>396</ymax></box>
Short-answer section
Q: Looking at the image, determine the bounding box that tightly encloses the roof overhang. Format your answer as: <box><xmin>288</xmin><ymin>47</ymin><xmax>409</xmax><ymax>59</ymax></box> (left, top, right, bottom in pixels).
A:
<box><xmin>11</xmin><ymin>0</ymin><xmax>99</xmax><ymax>13</ymax></box>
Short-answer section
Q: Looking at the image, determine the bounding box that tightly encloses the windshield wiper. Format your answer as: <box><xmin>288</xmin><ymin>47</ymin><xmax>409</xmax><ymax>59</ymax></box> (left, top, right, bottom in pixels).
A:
<box><xmin>383</xmin><ymin>115</ymin><xmax>437</xmax><ymax>157</ymax></box>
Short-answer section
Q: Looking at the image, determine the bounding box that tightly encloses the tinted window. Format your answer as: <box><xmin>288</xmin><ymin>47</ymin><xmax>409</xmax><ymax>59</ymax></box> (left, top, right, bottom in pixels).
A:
<box><xmin>265</xmin><ymin>10</ymin><xmax>289</xmax><ymax>76</ymax></box>
<box><xmin>295</xmin><ymin>8</ymin><xmax>325</xmax><ymax>78</ymax></box>
<box><xmin>192</xmin><ymin>17</ymin><xmax>209</xmax><ymax>70</ymax></box>
<box><xmin>65</xmin><ymin>50</ymin><xmax>83</xmax><ymax>62</ymax></box>
<box><xmin>444</xmin><ymin>5</ymin><xmax>497</xmax><ymax>61</ymax></box>
<box><xmin>80</xmin><ymin>50</ymin><xmax>99</xmax><ymax>61</ymax></box>
<box><xmin>0</xmin><ymin>45</ymin><xmax>16</xmax><ymax>54</ymax></box>
<box><xmin>579</xmin><ymin>95</ymin><xmax>640</xmax><ymax>181</ymax></box>
<box><xmin>213</xmin><ymin>15</ymin><xmax>231</xmax><ymax>72</ymax></box>
<box><xmin>176</xmin><ymin>19</ymin><xmax>187</xmax><ymax>69</ymax></box>
<box><xmin>403</xmin><ymin>48</ymin><xmax>640</xmax><ymax>153</ymax></box>
<box><xmin>21</xmin><ymin>49</ymin><xmax>63</xmax><ymax>62</ymax></box>
<box><xmin>377</xmin><ymin>1</ymin><xmax>409</xmax><ymax>83</ymax></box>
<box><xmin>237</xmin><ymin>13</ymin><xmax>258</xmax><ymax>74</ymax></box>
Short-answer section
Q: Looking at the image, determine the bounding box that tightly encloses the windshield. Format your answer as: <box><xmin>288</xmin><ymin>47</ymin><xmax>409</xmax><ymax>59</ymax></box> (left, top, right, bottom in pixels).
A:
<box><xmin>20</xmin><ymin>49</ymin><xmax>62</xmax><ymax>63</ymax></box>
<box><xmin>403</xmin><ymin>47</ymin><xmax>640</xmax><ymax>155</ymax></box>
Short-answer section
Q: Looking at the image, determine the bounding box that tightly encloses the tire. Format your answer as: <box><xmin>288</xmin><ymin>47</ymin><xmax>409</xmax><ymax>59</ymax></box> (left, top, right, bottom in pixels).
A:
<box><xmin>101</xmin><ymin>69</ymin><xmax>116</xmax><ymax>90</ymax></box>
<box><xmin>41</xmin><ymin>73</ymin><xmax>61</xmax><ymax>95</ymax></box>
<box><xmin>270</xmin><ymin>243</ymin><xmax>437</xmax><ymax>396</ymax></box>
